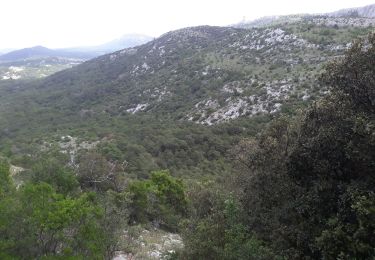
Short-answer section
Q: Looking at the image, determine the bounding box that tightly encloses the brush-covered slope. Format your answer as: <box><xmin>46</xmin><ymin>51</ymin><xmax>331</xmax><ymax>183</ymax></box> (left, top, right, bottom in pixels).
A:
<box><xmin>0</xmin><ymin>21</ymin><xmax>372</xmax><ymax>177</ymax></box>
<box><xmin>17</xmin><ymin>23</ymin><xmax>372</xmax><ymax>125</ymax></box>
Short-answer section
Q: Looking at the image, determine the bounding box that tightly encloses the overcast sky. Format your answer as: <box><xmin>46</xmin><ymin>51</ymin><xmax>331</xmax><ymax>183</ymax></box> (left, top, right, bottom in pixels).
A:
<box><xmin>0</xmin><ymin>0</ymin><xmax>374</xmax><ymax>49</ymax></box>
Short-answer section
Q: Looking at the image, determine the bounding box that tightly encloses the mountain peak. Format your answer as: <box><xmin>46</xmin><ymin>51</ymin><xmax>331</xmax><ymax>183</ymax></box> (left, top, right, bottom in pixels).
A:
<box><xmin>328</xmin><ymin>3</ymin><xmax>375</xmax><ymax>18</ymax></box>
<box><xmin>0</xmin><ymin>45</ymin><xmax>82</xmax><ymax>63</ymax></box>
<box><xmin>0</xmin><ymin>46</ymin><xmax>55</xmax><ymax>62</ymax></box>
<box><xmin>29</xmin><ymin>45</ymin><xmax>50</xmax><ymax>51</ymax></box>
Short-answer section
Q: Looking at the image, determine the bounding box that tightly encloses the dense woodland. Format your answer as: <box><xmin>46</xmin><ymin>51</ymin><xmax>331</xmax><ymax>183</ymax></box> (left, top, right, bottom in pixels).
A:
<box><xmin>181</xmin><ymin>35</ymin><xmax>375</xmax><ymax>259</ymax></box>
<box><xmin>0</xmin><ymin>29</ymin><xmax>374</xmax><ymax>260</ymax></box>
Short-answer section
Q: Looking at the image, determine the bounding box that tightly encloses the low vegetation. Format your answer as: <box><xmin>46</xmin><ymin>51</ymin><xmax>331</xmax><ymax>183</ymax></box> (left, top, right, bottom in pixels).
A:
<box><xmin>0</xmin><ymin>19</ymin><xmax>374</xmax><ymax>259</ymax></box>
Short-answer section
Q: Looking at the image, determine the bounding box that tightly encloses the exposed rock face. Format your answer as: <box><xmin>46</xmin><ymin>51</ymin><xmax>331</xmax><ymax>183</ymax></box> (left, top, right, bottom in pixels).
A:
<box><xmin>113</xmin><ymin>229</ymin><xmax>183</xmax><ymax>260</ymax></box>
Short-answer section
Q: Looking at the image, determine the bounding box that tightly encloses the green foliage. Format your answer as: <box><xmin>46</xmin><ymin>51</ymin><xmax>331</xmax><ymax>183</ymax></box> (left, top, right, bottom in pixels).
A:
<box><xmin>150</xmin><ymin>170</ymin><xmax>187</xmax><ymax>214</ymax></box>
<box><xmin>0</xmin><ymin>17</ymin><xmax>374</xmax><ymax>260</ymax></box>
<box><xmin>76</xmin><ymin>151</ymin><xmax>127</xmax><ymax>192</ymax></box>
<box><xmin>286</xmin><ymin>38</ymin><xmax>375</xmax><ymax>258</ymax></box>
<box><xmin>322</xmin><ymin>33</ymin><xmax>375</xmax><ymax>114</ymax></box>
<box><xmin>129</xmin><ymin>170</ymin><xmax>187</xmax><ymax>230</ymax></box>
<box><xmin>222</xmin><ymin>197</ymin><xmax>277</xmax><ymax>260</ymax></box>
<box><xmin>316</xmin><ymin>190</ymin><xmax>375</xmax><ymax>259</ymax></box>
<box><xmin>171</xmin><ymin>33</ymin><xmax>375</xmax><ymax>259</ymax></box>
<box><xmin>0</xmin><ymin>156</ymin><xmax>133</xmax><ymax>259</ymax></box>
<box><xmin>31</xmin><ymin>157</ymin><xmax>78</xmax><ymax>195</ymax></box>
<box><xmin>181</xmin><ymin>185</ymin><xmax>278</xmax><ymax>259</ymax></box>
<box><xmin>128</xmin><ymin>180</ymin><xmax>150</xmax><ymax>223</ymax></box>
<box><xmin>227</xmin><ymin>33</ymin><xmax>375</xmax><ymax>259</ymax></box>
<box><xmin>0</xmin><ymin>160</ymin><xmax>12</xmax><ymax>197</ymax></box>
<box><xmin>0</xmin><ymin>182</ymin><xmax>106</xmax><ymax>258</ymax></box>
<box><xmin>1</xmin><ymin>22</ymin><xmax>370</xmax><ymax>181</ymax></box>
<box><xmin>97</xmin><ymin>190</ymin><xmax>132</xmax><ymax>256</ymax></box>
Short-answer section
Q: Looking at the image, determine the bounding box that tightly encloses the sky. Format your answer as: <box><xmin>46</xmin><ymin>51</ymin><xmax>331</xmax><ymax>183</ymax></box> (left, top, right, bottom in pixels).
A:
<box><xmin>0</xmin><ymin>0</ymin><xmax>374</xmax><ymax>49</ymax></box>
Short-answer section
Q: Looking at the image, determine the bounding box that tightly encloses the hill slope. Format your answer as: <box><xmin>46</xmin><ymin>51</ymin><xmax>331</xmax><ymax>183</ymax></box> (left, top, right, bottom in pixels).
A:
<box><xmin>328</xmin><ymin>3</ymin><xmax>375</xmax><ymax>17</ymax></box>
<box><xmin>0</xmin><ymin>18</ymin><xmax>372</xmax><ymax>176</ymax></box>
<box><xmin>237</xmin><ymin>3</ymin><xmax>375</xmax><ymax>28</ymax></box>
<box><xmin>21</xmin><ymin>23</ymin><xmax>372</xmax><ymax>124</ymax></box>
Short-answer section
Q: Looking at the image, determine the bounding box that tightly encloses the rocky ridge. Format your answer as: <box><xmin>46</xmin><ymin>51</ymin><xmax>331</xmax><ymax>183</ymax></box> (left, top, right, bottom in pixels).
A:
<box><xmin>1</xmin><ymin>18</ymin><xmax>373</xmax><ymax>127</ymax></box>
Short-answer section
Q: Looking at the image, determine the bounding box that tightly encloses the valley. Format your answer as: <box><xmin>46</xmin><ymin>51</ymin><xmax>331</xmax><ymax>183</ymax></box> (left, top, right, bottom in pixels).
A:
<box><xmin>0</xmin><ymin>3</ymin><xmax>374</xmax><ymax>259</ymax></box>
<box><xmin>0</xmin><ymin>18</ymin><xmax>372</xmax><ymax>177</ymax></box>
<box><xmin>0</xmin><ymin>58</ymin><xmax>82</xmax><ymax>80</ymax></box>
<box><xmin>0</xmin><ymin>34</ymin><xmax>153</xmax><ymax>81</ymax></box>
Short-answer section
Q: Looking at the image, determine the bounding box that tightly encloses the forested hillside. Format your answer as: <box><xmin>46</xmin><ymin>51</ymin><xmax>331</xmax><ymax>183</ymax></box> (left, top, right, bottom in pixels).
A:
<box><xmin>0</xmin><ymin>20</ymin><xmax>372</xmax><ymax>178</ymax></box>
<box><xmin>179</xmin><ymin>34</ymin><xmax>375</xmax><ymax>259</ymax></box>
<box><xmin>0</xmin><ymin>11</ymin><xmax>374</xmax><ymax>259</ymax></box>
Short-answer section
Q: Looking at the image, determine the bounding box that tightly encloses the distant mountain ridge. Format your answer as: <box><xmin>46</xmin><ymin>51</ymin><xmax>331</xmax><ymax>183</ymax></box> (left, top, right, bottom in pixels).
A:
<box><xmin>0</xmin><ymin>46</ymin><xmax>55</xmax><ymax>62</ymax></box>
<box><xmin>0</xmin><ymin>34</ymin><xmax>153</xmax><ymax>80</ymax></box>
<box><xmin>62</xmin><ymin>34</ymin><xmax>153</xmax><ymax>56</ymax></box>
<box><xmin>328</xmin><ymin>3</ymin><xmax>375</xmax><ymax>18</ymax></box>
<box><xmin>0</xmin><ymin>34</ymin><xmax>153</xmax><ymax>64</ymax></box>
<box><xmin>0</xmin><ymin>48</ymin><xmax>15</xmax><ymax>55</ymax></box>
<box><xmin>5</xmin><ymin>21</ymin><xmax>369</xmax><ymax>125</ymax></box>
<box><xmin>236</xmin><ymin>3</ymin><xmax>375</xmax><ymax>28</ymax></box>
<box><xmin>95</xmin><ymin>34</ymin><xmax>153</xmax><ymax>52</ymax></box>
<box><xmin>0</xmin><ymin>46</ymin><xmax>90</xmax><ymax>63</ymax></box>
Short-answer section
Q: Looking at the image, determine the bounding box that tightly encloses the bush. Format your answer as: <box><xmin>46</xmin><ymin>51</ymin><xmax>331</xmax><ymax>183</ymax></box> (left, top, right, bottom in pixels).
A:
<box><xmin>129</xmin><ymin>170</ymin><xmax>187</xmax><ymax>230</ymax></box>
